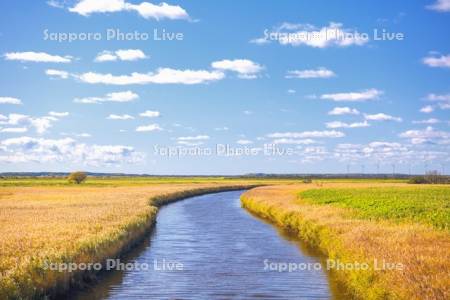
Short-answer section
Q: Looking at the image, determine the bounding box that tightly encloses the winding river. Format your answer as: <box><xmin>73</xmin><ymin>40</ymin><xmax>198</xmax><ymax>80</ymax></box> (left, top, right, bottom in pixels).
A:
<box><xmin>71</xmin><ymin>190</ymin><xmax>345</xmax><ymax>299</ymax></box>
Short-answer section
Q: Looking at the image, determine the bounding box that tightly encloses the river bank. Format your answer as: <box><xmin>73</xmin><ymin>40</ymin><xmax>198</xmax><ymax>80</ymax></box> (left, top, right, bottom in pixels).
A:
<box><xmin>241</xmin><ymin>183</ymin><xmax>450</xmax><ymax>299</ymax></box>
<box><xmin>0</xmin><ymin>183</ymin><xmax>256</xmax><ymax>299</ymax></box>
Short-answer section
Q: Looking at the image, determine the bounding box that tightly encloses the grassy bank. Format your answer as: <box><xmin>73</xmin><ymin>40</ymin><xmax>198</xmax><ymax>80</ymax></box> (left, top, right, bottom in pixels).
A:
<box><xmin>0</xmin><ymin>181</ymin><xmax>256</xmax><ymax>299</ymax></box>
<box><xmin>241</xmin><ymin>183</ymin><xmax>450</xmax><ymax>299</ymax></box>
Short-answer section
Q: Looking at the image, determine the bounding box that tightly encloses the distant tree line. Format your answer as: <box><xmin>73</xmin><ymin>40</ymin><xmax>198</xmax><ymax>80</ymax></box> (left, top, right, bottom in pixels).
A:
<box><xmin>408</xmin><ymin>171</ymin><xmax>450</xmax><ymax>184</ymax></box>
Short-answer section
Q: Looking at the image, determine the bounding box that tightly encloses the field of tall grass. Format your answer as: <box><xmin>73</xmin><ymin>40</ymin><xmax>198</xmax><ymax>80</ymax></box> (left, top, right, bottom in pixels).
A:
<box><xmin>0</xmin><ymin>179</ymin><xmax>258</xmax><ymax>299</ymax></box>
<box><xmin>241</xmin><ymin>182</ymin><xmax>450</xmax><ymax>300</ymax></box>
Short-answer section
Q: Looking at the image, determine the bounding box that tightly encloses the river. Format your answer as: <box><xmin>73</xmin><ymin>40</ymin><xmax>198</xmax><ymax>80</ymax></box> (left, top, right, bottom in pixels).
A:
<box><xmin>70</xmin><ymin>190</ymin><xmax>345</xmax><ymax>299</ymax></box>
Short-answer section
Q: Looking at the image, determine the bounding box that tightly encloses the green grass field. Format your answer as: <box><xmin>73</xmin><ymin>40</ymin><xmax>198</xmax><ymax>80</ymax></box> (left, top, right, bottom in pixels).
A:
<box><xmin>300</xmin><ymin>186</ymin><xmax>450</xmax><ymax>230</ymax></box>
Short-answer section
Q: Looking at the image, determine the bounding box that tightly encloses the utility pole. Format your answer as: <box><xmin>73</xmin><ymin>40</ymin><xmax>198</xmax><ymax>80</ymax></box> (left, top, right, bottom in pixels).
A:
<box><xmin>391</xmin><ymin>163</ymin><xmax>396</xmax><ymax>177</ymax></box>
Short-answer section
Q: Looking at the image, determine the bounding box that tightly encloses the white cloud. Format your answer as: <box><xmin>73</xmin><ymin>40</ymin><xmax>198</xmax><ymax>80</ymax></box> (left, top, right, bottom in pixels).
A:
<box><xmin>136</xmin><ymin>124</ymin><xmax>162</xmax><ymax>132</ymax></box>
<box><xmin>68</xmin><ymin>0</ymin><xmax>189</xmax><ymax>20</ymax></box>
<box><xmin>423</xmin><ymin>54</ymin><xmax>450</xmax><ymax>68</ymax></box>
<box><xmin>176</xmin><ymin>135</ymin><xmax>209</xmax><ymax>146</ymax></box>
<box><xmin>211</xmin><ymin>59</ymin><xmax>263</xmax><ymax>78</ymax></box>
<box><xmin>0</xmin><ymin>97</ymin><xmax>22</xmax><ymax>105</ymax></box>
<box><xmin>426</xmin><ymin>93</ymin><xmax>450</xmax><ymax>102</ymax></box>
<box><xmin>76</xmin><ymin>133</ymin><xmax>91</xmax><ymax>138</ymax></box>
<box><xmin>94</xmin><ymin>51</ymin><xmax>118</xmax><ymax>62</ymax></box>
<box><xmin>420</xmin><ymin>105</ymin><xmax>434</xmax><ymax>113</ymax></box>
<box><xmin>243</xmin><ymin>110</ymin><xmax>253</xmax><ymax>115</ymax></box>
<box><xmin>139</xmin><ymin>110</ymin><xmax>160</xmax><ymax>118</ymax></box>
<box><xmin>214</xmin><ymin>126</ymin><xmax>229</xmax><ymax>131</ymax></box>
<box><xmin>47</xmin><ymin>0</ymin><xmax>64</xmax><ymax>8</ymax></box>
<box><xmin>177</xmin><ymin>135</ymin><xmax>209</xmax><ymax>141</ymax></box>
<box><xmin>48</xmin><ymin>111</ymin><xmax>69</xmax><ymax>117</ymax></box>
<box><xmin>328</xmin><ymin>107</ymin><xmax>360</xmax><ymax>115</ymax></box>
<box><xmin>0</xmin><ymin>136</ymin><xmax>143</xmax><ymax>165</ymax></box>
<box><xmin>252</xmin><ymin>22</ymin><xmax>369</xmax><ymax>48</ymax></box>
<box><xmin>287</xmin><ymin>89</ymin><xmax>296</xmax><ymax>94</ymax></box>
<box><xmin>0</xmin><ymin>127</ymin><xmax>28</xmax><ymax>133</ymax></box>
<box><xmin>107</xmin><ymin>114</ymin><xmax>134</xmax><ymax>120</ymax></box>
<box><xmin>424</xmin><ymin>93</ymin><xmax>450</xmax><ymax>111</ymax></box>
<box><xmin>95</xmin><ymin>49</ymin><xmax>148</xmax><ymax>62</ymax></box>
<box><xmin>412</xmin><ymin>118</ymin><xmax>440</xmax><ymax>124</ymax></box>
<box><xmin>46</xmin><ymin>69</ymin><xmax>69</xmax><ymax>79</ymax></box>
<box><xmin>268</xmin><ymin>130</ymin><xmax>345</xmax><ymax>138</ymax></box>
<box><xmin>321</xmin><ymin>89</ymin><xmax>382</xmax><ymax>102</ymax></box>
<box><xmin>272</xmin><ymin>138</ymin><xmax>316</xmax><ymax>145</ymax></box>
<box><xmin>0</xmin><ymin>113</ymin><xmax>62</xmax><ymax>134</ymax></box>
<box><xmin>286</xmin><ymin>67</ymin><xmax>335</xmax><ymax>79</ymax></box>
<box><xmin>4</xmin><ymin>51</ymin><xmax>72</xmax><ymax>63</ymax></box>
<box><xmin>74</xmin><ymin>91</ymin><xmax>139</xmax><ymax>104</ymax></box>
<box><xmin>236</xmin><ymin>139</ymin><xmax>253</xmax><ymax>145</ymax></box>
<box><xmin>364</xmin><ymin>113</ymin><xmax>402</xmax><ymax>122</ymax></box>
<box><xmin>326</xmin><ymin>120</ymin><xmax>370</xmax><ymax>128</ymax></box>
<box><xmin>427</xmin><ymin>0</ymin><xmax>450</xmax><ymax>12</ymax></box>
<box><xmin>399</xmin><ymin>126</ymin><xmax>450</xmax><ymax>144</ymax></box>
<box><xmin>77</xmin><ymin>68</ymin><xmax>225</xmax><ymax>85</ymax></box>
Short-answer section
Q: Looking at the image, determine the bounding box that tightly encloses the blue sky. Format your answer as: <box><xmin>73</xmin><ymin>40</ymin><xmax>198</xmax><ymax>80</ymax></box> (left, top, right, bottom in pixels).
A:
<box><xmin>0</xmin><ymin>0</ymin><xmax>449</xmax><ymax>175</ymax></box>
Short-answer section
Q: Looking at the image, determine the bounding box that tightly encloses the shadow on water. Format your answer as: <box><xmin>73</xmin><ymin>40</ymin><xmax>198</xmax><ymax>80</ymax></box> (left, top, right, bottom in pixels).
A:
<box><xmin>69</xmin><ymin>190</ymin><xmax>348</xmax><ymax>300</ymax></box>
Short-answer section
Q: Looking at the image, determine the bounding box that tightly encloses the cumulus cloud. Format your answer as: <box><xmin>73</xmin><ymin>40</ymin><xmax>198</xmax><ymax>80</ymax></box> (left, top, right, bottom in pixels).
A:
<box><xmin>333</xmin><ymin>141</ymin><xmax>413</xmax><ymax>163</ymax></box>
<box><xmin>326</xmin><ymin>120</ymin><xmax>370</xmax><ymax>128</ymax></box>
<box><xmin>74</xmin><ymin>91</ymin><xmax>139</xmax><ymax>104</ymax></box>
<box><xmin>77</xmin><ymin>68</ymin><xmax>225</xmax><ymax>85</ymax></box>
<box><xmin>427</xmin><ymin>0</ymin><xmax>450</xmax><ymax>12</ymax></box>
<box><xmin>236</xmin><ymin>139</ymin><xmax>253</xmax><ymax>145</ymax></box>
<box><xmin>177</xmin><ymin>135</ymin><xmax>209</xmax><ymax>141</ymax></box>
<box><xmin>364</xmin><ymin>113</ymin><xmax>402</xmax><ymax>122</ymax></box>
<box><xmin>0</xmin><ymin>136</ymin><xmax>143</xmax><ymax>165</ymax></box>
<box><xmin>328</xmin><ymin>107</ymin><xmax>360</xmax><ymax>115</ymax></box>
<box><xmin>424</xmin><ymin>93</ymin><xmax>450</xmax><ymax>110</ymax></box>
<box><xmin>321</xmin><ymin>89</ymin><xmax>382</xmax><ymax>102</ymax></box>
<box><xmin>286</xmin><ymin>68</ymin><xmax>335</xmax><ymax>79</ymax></box>
<box><xmin>399</xmin><ymin>126</ymin><xmax>450</xmax><ymax>145</ymax></box>
<box><xmin>0</xmin><ymin>127</ymin><xmax>28</xmax><ymax>133</ymax></box>
<box><xmin>412</xmin><ymin>118</ymin><xmax>441</xmax><ymax>124</ymax></box>
<box><xmin>136</xmin><ymin>124</ymin><xmax>163</xmax><ymax>132</ymax></box>
<box><xmin>107</xmin><ymin>114</ymin><xmax>134</xmax><ymax>120</ymax></box>
<box><xmin>211</xmin><ymin>59</ymin><xmax>263</xmax><ymax>79</ymax></box>
<box><xmin>0</xmin><ymin>113</ymin><xmax>66</xmax><ymax>134</ymax></box>
<box><xmin>251</xmin><ymin>22</ymin><xmax>369</xmax><ymax>48</ymax></box>
<box><xmin>48</xmin><ymin>111</ymin><xmax>69</xmax><ymax>117</ymax></box>
<box><xmin>426</xmin><ymin>93</ymin><xmax>450</xmax><ymax>102</ymax></box>
<box><xmin>267</xmin><ymin>130</ymin><xmax>345</xmax><ymax>139</ymax></box>
<box><xmin>139</xmin><ymin>110</ymin><xmax>160</xmax><ymax>118</ymax></box>
<box><xmin>272</xmin><ymin>138</ymin><xmax>316</xmax><ymax>145</ymax></box>
<box><xmin>45</xmin><ymin>69</ymin><xmax>70</xmax><ymax>79</ymax></box>
<box><xmin>4</xmin><ymin>51</ymin><xmax>72</xmax><ymax>63</ymax></box>
<box><xmin>0</xmin><ymin>97</ymin><xmax>22</xmax><ymax>105</ymax></box>
<box><xmin>176</xmin><ymin>135</ymin><xmax>209</xmax><ymax>146</ymax></box>
<box><xmin>67</xmin><ymin>0</ymin><xmax>189</xmax><ymax>20</ymax></box>
<box><xmin>420</xmin><ymin>105</ymin><xmax>435</xmax><ymax>113</ymax></box>
<box><xmin>95</xmin><ymin>49</ymin><xmax>148</xmax><ymax>62</ymax></box>
<box><xmin>423</xmin><ymin>54</ymin><xmax>450</xmax><ymax>68</ymax></box>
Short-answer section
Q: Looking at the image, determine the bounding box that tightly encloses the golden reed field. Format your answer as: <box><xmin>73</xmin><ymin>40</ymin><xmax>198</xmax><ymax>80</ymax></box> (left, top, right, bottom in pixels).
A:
<box><xmin>241</xmin><ymin>182</ymin><xmax>450</xmax><ymax>300</ymax></box>
<box><xmin>0</xmin><ymin>178</ymin><xmax>448</xmax><ymax>299</ymax></box>
<box><xmin>0</xmin><ymin>180</ymin><xmax>257</xmax><ymax>299</ymax></box>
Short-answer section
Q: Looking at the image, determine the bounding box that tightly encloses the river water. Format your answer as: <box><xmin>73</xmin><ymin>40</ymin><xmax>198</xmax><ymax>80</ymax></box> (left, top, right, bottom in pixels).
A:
<box><xmin>71</xmin><ymin>190</ymin><xmax>345</xmax><ymax>299</ymax></box>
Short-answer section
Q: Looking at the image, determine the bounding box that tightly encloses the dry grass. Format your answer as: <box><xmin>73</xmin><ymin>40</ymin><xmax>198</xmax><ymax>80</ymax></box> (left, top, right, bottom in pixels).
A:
<box><xmin>241</xmin><ymin>183</ymin><xmax>450</xmax><ymax>300</ymax></box>
<box><xmin>0</xmin><ymin>182</ymin><xmax>255</xmax><ymax>299</ymax></box>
